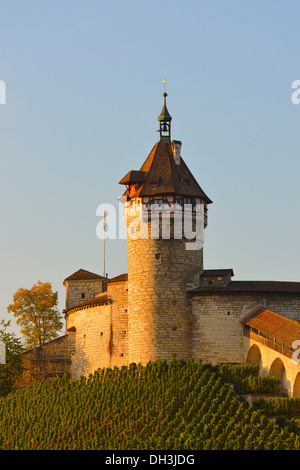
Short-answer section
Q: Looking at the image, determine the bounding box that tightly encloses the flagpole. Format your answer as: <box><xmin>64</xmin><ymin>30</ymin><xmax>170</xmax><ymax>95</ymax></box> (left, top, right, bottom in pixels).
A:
<box><xmin>103</xmin><ymin>236</ymin><xmax>105</xmax><ymax>278</ymax></box>
<box><xmin>103</xmin><ymin>211</ymin><xmax>106</xmax><ymax>277</ymax></box>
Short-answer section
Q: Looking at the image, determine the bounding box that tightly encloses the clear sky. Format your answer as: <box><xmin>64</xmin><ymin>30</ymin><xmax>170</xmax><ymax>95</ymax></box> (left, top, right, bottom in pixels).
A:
<box><xmin>0</xmin><ymin>0</ymin><xmax>300</xmax><ymax>337</ymax></box>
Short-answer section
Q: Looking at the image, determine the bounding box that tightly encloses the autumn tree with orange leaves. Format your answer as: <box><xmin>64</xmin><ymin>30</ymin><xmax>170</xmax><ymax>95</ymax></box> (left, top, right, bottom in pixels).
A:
<box><xmin>7</xmin><ymin>281</ymin><xmax>63</xmax><ymax>349</ymax></box>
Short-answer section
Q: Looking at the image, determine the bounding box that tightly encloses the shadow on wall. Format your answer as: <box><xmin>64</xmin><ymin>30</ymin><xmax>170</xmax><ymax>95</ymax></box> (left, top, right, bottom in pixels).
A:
<box><xmin>70</xmin><ymin>341</ymin><xmax>91</xmax><ymax>381</ymax></box>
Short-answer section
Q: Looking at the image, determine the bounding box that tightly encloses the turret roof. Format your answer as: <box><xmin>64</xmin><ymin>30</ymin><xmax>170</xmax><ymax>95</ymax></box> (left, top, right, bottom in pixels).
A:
<box><xmin>240</xmin><ymin>306</ymin><xmax>300</xmax><ymax>349</ymax></box>
<box><xmin>157</xmin><ymin>93</ymin><xmax>172</xmax><ymax>122</ymax></box>
<box><xmin>119</xmin><ymin>141</ymin><xmax>212</xmax><ymax>203</ymax></box>
<box><xmin>63</xmin><ymin>269</ymin><xmax>106</xmax><ymax>284</ymax></box>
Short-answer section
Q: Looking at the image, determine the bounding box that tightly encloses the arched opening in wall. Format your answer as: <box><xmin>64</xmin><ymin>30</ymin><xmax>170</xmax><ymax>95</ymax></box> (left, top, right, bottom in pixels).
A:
<box><xmin>269</xmin><ymin>358</ymin><xmax>286</xmax><ymax>394</ymax></box>
<box><xmin>246</xmin><ymin>344</ymin><xmax>262</xmax><ymax>369</ymax></box>
<box><xmin>292</xmin><ymin>373</ymin><xmax>300</xmax><ymax>398</ymax></box>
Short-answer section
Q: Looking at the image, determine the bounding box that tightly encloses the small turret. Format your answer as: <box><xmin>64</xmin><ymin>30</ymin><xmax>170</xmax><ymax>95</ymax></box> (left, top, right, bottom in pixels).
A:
<box><xmin>63</xmin><ymin>269</ymin><xmax>106</xmax><ymax>310</ymax></box>
<box><xmin>157</xmin><ymin>91</ymin><xmax>172</xmax><ymax>142</ymax></box>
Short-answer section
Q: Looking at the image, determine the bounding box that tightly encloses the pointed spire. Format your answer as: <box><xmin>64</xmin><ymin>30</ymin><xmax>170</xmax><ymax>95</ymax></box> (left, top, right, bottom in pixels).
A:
<box><xmin>158</xmin><ymin>80</ymin><xmax>172</xmax><ymax>142</ymax></box>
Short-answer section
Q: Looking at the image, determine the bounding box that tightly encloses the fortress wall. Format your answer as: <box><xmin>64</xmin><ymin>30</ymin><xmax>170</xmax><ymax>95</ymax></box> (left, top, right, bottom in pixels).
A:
<box><xmin>66</xmin><ymin>281</ymin><xmax>128</xmax><ymax>380</ymax></box>
<box><xmin>191</xmin><ymin>292</ymin><xmax>300</xmax><ymax>365</ymax></box>
<box><xmin>265</xmin><ymin>294</ymin><xmax>300</xmax><ymax>321</ymax></box>
<box><xmin>106</xmin><ymin>280</ymin><xmax>129</xmax><ymax>367</ymax></box>
<box><xmin>66</xmin><ymin>304</ymin><xmax>112</xmax><ymax>380</ymax></box>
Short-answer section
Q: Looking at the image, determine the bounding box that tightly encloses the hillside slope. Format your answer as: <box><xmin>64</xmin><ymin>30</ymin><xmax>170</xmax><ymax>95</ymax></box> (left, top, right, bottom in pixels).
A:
<box><xmin>0</xmin><ymin>359</ymin><xmax>299</xmax><ymax>450</ymax></box>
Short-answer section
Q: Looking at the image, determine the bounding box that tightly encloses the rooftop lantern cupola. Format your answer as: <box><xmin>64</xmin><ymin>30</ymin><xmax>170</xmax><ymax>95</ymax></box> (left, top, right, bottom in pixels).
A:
<box><xmin>157</xmin><ymin>86</ymin><xmax>172</xmax><ymax>142</ymax></box>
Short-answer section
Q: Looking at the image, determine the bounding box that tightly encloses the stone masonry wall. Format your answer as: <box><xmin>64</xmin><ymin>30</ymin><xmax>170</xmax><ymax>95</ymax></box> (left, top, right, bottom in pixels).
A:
<box><xmin>126</xmin><ymin>211</ymin><xmax>204</xmax><ymax>365</ymax></box>
<box><xmin>20</xmin><ymin>336</ymin><xmax>71</xmax><ymax>387</ymax></box>
<box><xmin>66</xmin><ymin>281</ymin><xmax>128</xmax><ymax>380</ymax></box>
<box><xmin>191</xmin><ymin>292</ymin><xmax>300</xmax><ymax>365</ymax></box>
<box><xmin>65</xmin><ymin>279</ymin><xmax>105</xmax><ymax>310</ymax></box>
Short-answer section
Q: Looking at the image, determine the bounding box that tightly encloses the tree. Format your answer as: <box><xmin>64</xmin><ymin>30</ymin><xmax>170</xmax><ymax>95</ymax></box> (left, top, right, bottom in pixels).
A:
<box><xmin>7</xmin><ymin>281</ymin><xmax>63</xmax><ymax>349</ymax></box>
<box><xmin>0</xmin><ymin>319</ymin><xmax>24</xmax><ymax>396</ymax></box>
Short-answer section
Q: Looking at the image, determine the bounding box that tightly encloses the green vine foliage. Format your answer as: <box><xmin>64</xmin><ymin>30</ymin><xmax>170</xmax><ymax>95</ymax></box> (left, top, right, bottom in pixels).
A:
<box><xmin>0</xmin><ymin>359</ymin><xmax>299</xmax><ymax>450</ymax></box>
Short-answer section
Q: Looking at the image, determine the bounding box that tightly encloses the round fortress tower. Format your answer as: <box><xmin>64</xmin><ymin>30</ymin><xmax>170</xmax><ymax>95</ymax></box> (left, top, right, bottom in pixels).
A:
<box><xmin>119</xmin><ymin>91</ymin><xmax>212</xmax><ymax>364</ymax></box>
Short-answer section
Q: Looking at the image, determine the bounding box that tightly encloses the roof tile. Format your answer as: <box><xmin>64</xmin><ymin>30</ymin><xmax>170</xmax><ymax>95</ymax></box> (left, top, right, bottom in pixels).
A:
<box><xmin>119</xmin><ymin>141</ymin><xmax>212</xmax><ymax>203</ymax></box>
<box><xmin>241</xmin><ymin>307</ymin><xmax>300</xmax><ymax>347</ymax></box>
<box><xmin>63</xmin><ymin>269</ymin><xmax>106</xmax><ymax>283</ymax></box>
<box><xmin>190</xmin><ymin>280</ymin><xmax>300</xmax><ymax>294</ymax></box>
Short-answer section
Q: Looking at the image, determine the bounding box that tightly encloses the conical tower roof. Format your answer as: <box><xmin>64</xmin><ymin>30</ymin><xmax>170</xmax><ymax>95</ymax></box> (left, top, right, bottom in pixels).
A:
<box><xmin>119</xmin><ymin>88</ymin><xmax>212</xmax><ymax>205</ymax></box>
<box><xmin>119</xmin><ymin>140</ymin><xmax>212</xmax><ymax>204</ymax></box>
<box><xmin>157</xmin><ymin>93</ymin><xmax>172</xmax><ymax>122</ymax></box>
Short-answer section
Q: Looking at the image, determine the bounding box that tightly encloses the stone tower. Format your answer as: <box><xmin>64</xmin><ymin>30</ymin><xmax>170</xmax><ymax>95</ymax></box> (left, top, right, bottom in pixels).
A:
<box><xmin>63</xmin><ymin>269</ymin><xmax>106</xmax><ymax>310</ymax></box>
<box><xmin>119</xmin><ymin>91</ymin><xmax>212</xmax><ymax>364</ymax></box>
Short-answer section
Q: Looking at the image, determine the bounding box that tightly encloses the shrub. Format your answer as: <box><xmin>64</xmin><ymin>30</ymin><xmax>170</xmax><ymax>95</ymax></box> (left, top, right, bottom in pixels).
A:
<box><xmin>253</xmin><ymin>397</ymin><xmax>300</xmax><ymax>417</ymax></box>
<box><xmin>217</xmin><ymin>363</ymin><xmax>259</xmax><ymax>383</ymax></box>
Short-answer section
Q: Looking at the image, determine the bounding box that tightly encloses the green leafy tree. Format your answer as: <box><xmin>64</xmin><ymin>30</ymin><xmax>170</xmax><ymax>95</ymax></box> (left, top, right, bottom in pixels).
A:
<box><xmin>7</xmin><ymin>281</ymin><xmax>63</xmax><ymax>349</ymax></box>
<box><xmin>0</xmin><ymin>319</ymin><xmax>24</xmax><ymax>396</ymax></box>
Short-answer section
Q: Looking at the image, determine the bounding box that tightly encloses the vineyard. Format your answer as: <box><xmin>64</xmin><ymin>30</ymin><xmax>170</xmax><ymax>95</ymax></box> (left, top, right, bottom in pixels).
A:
<box><xmin>0</xmin><ymin>359</ymin><xmax>299</xmax><ymax>450</ymax></box>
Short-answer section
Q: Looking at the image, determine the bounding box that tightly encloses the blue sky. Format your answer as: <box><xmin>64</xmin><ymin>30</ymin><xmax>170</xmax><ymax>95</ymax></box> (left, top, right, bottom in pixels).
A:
<box><xmin>0</xmin><ymin>0</ymin><xmax>300</xmax><ymax>336</ymax></box>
